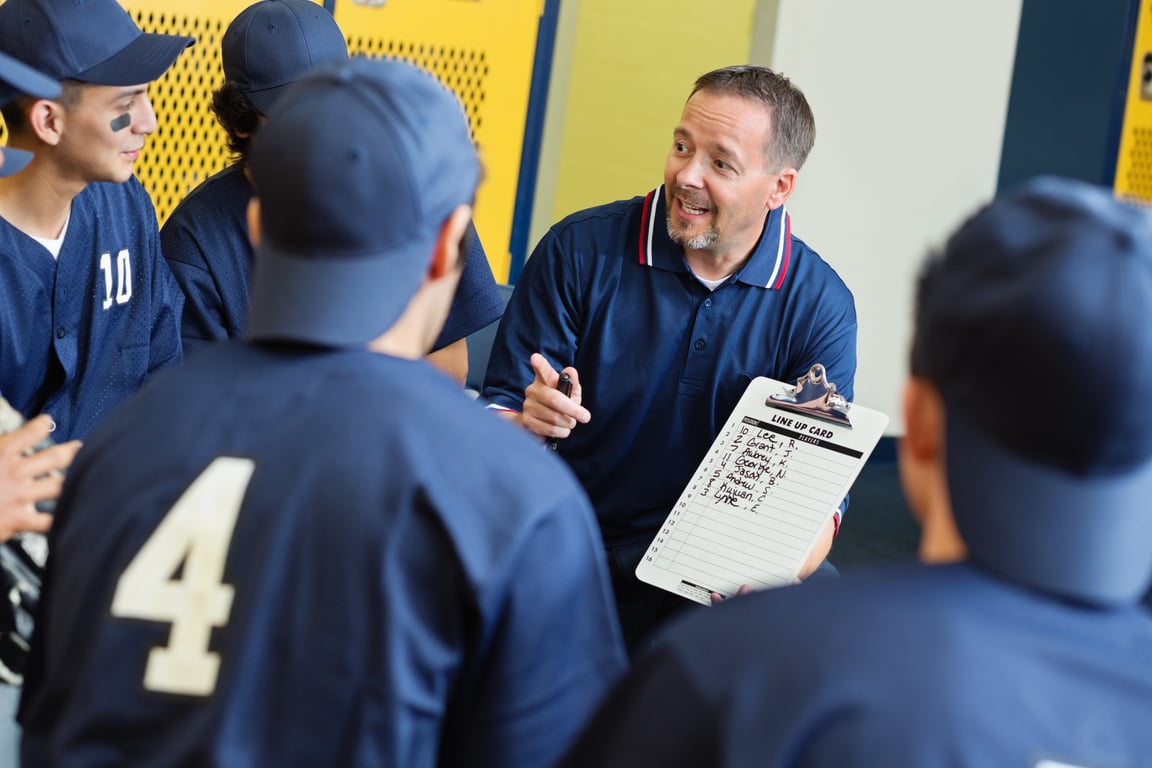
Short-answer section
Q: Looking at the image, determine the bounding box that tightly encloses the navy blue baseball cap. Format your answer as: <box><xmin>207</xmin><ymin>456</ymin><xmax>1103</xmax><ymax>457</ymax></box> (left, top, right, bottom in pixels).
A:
<box><xmin>912</xmin><ymin>176</ymin><xmax>1152</xmax><ymax>604</ymax></box>
<box><xmin>222</xmin><ymin>0</ymin><xmax>348</xmax><ymax>115</ymax></box>
<box><xmin>0</xmin><ymin>0</ymin><xmax>193</xmax><ymax>87</ymax></box>
<box><xmin>0</xmin><ymin>49</ymin><xmax>60</xmax><ymax>176</ymax></box>
<box><xmin>245</xmin><ymin>58</ymin><xmax>480</xmax><ymax>347</ymax></box>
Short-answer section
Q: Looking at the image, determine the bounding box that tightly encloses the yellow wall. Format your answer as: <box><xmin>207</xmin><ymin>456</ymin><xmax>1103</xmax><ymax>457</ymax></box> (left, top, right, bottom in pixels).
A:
<box><xmin>547</xmin><ymin>1</ymin><xmax>759</xmax><ymax>226</ymax></box>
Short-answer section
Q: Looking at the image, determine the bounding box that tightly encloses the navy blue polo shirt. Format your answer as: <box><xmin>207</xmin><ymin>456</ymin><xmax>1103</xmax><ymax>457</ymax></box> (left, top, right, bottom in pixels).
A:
<box><xmin>482</xmin><ymin>186</ymin><xmax>857</xmax><ymax>549</ymax></box>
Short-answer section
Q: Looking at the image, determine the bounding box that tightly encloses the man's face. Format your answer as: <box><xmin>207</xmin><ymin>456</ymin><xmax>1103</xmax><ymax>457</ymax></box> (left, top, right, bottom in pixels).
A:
<box><xmin>663</xmin><ymin>90</ymin><xmax>780</xmax><ymax>260</ymax></box>
<box><xmin>57</xmin><ymin>83</ymin><xmax>157</xmax><ymax>184</ymax></box>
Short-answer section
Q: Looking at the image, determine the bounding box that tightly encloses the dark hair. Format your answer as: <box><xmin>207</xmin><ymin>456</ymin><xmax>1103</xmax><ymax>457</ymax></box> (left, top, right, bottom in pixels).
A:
<box><xmin>690</xmin><ymin>65</ymin><xmax>815</xmax><ymax>171</ymax></box>
<box><xmin>0</xmin><ymin>98</ymin><xmax>27</xmax><ymax>136</ymax></box>
<box><xmin>908</xmin><ymin>248</ymin><xmax>946</xmax><ymax>380</ymax></box>
<box><xmin>1</xmin><ymin>79</ymin><xmax>84</xmax><ymax>138</ymax></box>
<box><xmin>211</xmin><ymin>80</ymin><xmax>262</xmax><ymax>160</ymax></box>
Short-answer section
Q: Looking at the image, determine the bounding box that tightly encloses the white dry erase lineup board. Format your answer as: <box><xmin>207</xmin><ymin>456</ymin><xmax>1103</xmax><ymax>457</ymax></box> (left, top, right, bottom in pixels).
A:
<box><xmin>636</xmin><ymin>376</ymin><xmax>889</xmax><ymax>605</ymax></box>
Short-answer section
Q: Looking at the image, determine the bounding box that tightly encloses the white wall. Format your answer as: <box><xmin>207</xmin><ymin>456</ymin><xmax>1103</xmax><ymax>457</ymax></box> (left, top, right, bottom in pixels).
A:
<box><xmin>765</xmin><ymin>0</ymin><xmax>1022</xmax><ymax>433</ymax></box>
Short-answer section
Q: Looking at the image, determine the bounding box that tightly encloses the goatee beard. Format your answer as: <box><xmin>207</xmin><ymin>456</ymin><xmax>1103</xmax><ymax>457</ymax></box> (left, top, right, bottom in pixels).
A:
<box><xmin>667</xmin><ymin>213</ymin><xmax>719</xmax><ymax>250</ymax></box>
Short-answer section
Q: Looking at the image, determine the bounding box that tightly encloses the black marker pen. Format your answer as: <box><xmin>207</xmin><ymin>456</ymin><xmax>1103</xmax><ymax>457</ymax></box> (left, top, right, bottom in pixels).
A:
<box><xmin>547</xmin><ymin>372</ymin><xmax>572</xmax><ymax>451</ymax></box>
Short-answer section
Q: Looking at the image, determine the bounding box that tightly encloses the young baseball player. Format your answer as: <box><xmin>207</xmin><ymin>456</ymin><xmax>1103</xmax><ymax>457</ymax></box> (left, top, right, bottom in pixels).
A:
<box><xmin>0</xmin><ymin>0</ymin><xmax>192</xmax><ymax>441</ymax></box>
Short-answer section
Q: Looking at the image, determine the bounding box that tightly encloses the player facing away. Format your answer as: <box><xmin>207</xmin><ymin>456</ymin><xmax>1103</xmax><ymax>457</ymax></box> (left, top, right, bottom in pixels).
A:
<box><xmin>556</xmin><ymin>177</ymin><xmax>1152</xmax><ymax>767</ymax></box>
<box><xmin>19</xmin><ymin>58</ymin><xmax>626</xmax><ymax>767</ymax></box>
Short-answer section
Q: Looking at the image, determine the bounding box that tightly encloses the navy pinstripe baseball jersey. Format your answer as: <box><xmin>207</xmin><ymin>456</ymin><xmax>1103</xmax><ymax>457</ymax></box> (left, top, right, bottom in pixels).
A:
<box><xmin>0</xmin><ymin>177</ymin><xmax>183</xmax><ymax>440</ymax></box>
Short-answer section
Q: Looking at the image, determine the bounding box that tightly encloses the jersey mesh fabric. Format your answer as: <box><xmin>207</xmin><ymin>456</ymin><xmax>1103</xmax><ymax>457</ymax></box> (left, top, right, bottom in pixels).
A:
<box><xmin>0</xmin><ymin>177</ymin><xmax>183</xmax><ymax>440</ymax></box>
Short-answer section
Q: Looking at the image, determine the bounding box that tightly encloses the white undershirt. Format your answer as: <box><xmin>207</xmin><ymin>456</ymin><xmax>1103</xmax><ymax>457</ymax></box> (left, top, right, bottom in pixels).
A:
<box><xmin>30</xmin><ymin>211</ymin><xmax>71</xmax><ymax>260</ymax></box>
<box><xmin>695</xmin><ymin>274</ymin><xmax>729</xmax><ymax>291</ymax></box>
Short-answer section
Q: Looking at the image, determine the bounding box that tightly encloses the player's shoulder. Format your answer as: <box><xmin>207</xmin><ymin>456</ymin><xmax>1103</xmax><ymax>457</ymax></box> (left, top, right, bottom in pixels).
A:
<box><xmin>164</xmin><ymin>346</ymin><xmax>578</xmax><ymax>495</ymax></box>
<box><xmin>73</xmin><ymin>177</ymin><xmax>159</xmax><ymax>236</ymax></box>
<box><xmin>164</xmin><ymin>165</ymin><xmax>251</xmax><ymax>230</ymax></box>
<box><xmin>658</xmin><ymin>564</ymin><xmax>968</xmax><ymax>677</ymax></box>
<box><xmin>81</xmin><ymin>175</ymin><xmax>151</xmax><ymax>206</ymax></box>
<box><xmin>382</xmin><ymin>360</ymin><xmax>575</xmax><ymax>467</ymax></box>
<box><xmin>0</xmin><ymin>213</ymin><xmax>23</xmax><ymax>249</ymax></box>
<box><xmin>352</xmin><ymin>357</ymin><xmax>591</xmax><ymax>518</ymax></box>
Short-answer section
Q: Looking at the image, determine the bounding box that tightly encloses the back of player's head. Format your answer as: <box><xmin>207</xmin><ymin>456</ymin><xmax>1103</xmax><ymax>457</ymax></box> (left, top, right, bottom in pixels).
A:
<box><xmin>0</xmin><ymin>0</ymin><xmax>192</xmax><ymax>87</ymax></box>
<box><xmin>245</xmin><ymin>57</ymin><xmax>480</xmax><ymax>348</ymax></box>
<box><xmin>912</xmin><ymin>175</ymin><xmax>1152</xmax><ymax>604</ymax></box>
<box><xmin>0</xmin><ymin>49</ymin><xmax>59</xmax><ymax>176</ymax></box>
<box><xmin>222</xmin><ymin>0</ymin><xmax>348</xmax><ymax>115</ymax></box>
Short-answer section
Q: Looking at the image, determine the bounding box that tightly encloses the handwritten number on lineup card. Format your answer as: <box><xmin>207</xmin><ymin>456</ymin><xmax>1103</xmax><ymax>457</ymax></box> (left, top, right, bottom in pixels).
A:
<box><xmin>637</xmin><ymin>377</ymin><xmax>887</xmax><ymax>604</ymax></box>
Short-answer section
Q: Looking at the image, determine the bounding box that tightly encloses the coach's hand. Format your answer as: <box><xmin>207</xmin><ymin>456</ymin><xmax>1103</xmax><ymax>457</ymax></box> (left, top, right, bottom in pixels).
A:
<box><xmin>510</xmin><ymin>353</ymin><xmax>591</xmax><ymax>443</ymax></box>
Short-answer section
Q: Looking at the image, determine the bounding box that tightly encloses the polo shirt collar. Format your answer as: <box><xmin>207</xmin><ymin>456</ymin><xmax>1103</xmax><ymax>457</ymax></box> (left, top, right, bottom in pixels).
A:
<box><xmin>636</xmin><ymin>185</ymin><xmax>793</xmax><ymax>290</ymax></box>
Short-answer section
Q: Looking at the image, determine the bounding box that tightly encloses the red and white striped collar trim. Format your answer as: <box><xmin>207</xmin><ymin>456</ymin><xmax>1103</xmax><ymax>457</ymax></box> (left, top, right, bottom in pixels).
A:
<box><xmin>636</xmin><ymin>186</ymin><xmax>793</xmax><ymax>290</ymax></box>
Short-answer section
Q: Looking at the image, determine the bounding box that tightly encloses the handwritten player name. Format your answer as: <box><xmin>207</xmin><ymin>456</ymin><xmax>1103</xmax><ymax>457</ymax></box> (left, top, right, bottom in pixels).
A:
<box><xmin>707</xmin><ymin>424</ymin><xmax>795</xmax><ymax>512</ymax></box>
<box><xmin>637</xmin><ymin>377</ymin><xmax>887</xmax><ymax>605</ymax></box>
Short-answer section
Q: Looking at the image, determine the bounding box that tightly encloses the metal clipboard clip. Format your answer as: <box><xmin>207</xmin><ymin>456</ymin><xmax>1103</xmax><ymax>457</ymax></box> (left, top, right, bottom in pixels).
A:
<box><xmin>767</xmin><ymin>363</ymin><xmax>852</xmax><ymax>427</ymax></box>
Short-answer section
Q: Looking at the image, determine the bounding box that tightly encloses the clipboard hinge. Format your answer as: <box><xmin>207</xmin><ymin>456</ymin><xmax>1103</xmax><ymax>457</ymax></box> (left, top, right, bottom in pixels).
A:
<box><xmin>767</xmin><ymin>364</ymin><xmax>852</xmax><ymax>427</ymax></box>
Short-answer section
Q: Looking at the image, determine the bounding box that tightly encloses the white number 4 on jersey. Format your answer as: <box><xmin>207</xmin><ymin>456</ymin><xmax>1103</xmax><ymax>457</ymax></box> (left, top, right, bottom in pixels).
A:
<box><xmin>110</xmin><ymin>457</ymin><xmax>253</xmax><ymax>696</ymax></box>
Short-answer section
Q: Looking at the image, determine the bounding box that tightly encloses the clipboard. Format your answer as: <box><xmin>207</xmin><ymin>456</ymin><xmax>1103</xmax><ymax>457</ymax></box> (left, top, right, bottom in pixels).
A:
<box><xmin>635</xmin><ymin>367</ymin><xmax>889</xmax><ymax>605</ymax></box>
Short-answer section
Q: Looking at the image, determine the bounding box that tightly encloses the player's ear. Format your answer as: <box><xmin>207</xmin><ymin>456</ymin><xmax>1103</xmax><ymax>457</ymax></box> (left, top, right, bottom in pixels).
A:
<box><xmin>428</xmin><ymin>204</ymin><xmax>473</xmax><ymax>280</ymax></box>
<box><xmin>26</xmin><ymin>99</ymin><xmax>65</xmax><ymax>147</ymax></box>
<box><xmin>901</xmin><ymin>377</ymin><xmax>944</xmax><ymax>463</ymax></box>
<box><xmin>899</xmin><ymin>375</ymin><xmax>947</xmax><ymax>530</ymax></box>
<box><xmin>246</xmin><ymin>197</ymin><xmax>262</xmax><ymax>250</ymax></box>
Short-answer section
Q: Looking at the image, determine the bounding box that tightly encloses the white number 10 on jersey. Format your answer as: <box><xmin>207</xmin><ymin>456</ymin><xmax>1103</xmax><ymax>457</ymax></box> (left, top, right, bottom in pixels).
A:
<box><xmin>99</xmin><ymin>249</ymin><xmax>133</xmax><ymax>310</ymax></box>
<box><xmin>110</xmin><ymin>457</ymin><xmax>253</xmax><ymax>696</ymax></box>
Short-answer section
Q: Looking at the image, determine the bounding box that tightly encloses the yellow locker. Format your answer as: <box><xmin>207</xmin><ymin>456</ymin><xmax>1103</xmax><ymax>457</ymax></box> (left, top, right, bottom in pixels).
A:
<box><xmin>121</xmin><ymin>0</ymin><xmax>543</xmax><ymax>281</ymax></box>
<box><xmin>1114</xmin><ymin>0</ymin><xmax>1152</xmax><ymax>203</ymax></box>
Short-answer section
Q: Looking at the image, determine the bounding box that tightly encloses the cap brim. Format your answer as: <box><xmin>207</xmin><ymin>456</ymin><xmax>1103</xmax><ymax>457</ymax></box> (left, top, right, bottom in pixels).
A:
<box><xmin>946</xmin><ymin>414</ymin><xmax>1152</xmax><ymax>604</ymax></box>
<box><xmin>0</xmin><ymin>147</ymin><xmax>32</xmax><ymax>177</ymax></box>
<box><xmin>73</xmin><ymin>32</ymin><xmax>193</xmax><ymax>86</ymax></box>
<box><xmin>0</xmin><ymin>50</ymin><xmax>60</xmax><ymax>104</ymax></box>
<box><xmin>246</xmin><ymin>238</ymin><xmax>432</xmax><ymax>348</ymax></box>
